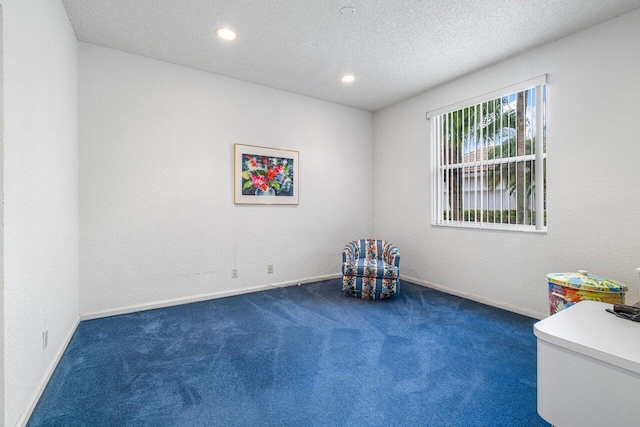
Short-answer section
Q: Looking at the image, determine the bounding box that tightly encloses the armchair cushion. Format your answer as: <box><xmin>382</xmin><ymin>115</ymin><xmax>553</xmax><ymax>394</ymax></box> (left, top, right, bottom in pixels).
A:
<box><xmin>342</xmin><ymin>258</ymin><xmax>399</xmax><ymax>279</ymax></box>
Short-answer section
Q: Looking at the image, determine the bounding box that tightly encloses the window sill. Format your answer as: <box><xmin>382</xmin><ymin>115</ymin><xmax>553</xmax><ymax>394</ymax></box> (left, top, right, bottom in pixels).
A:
<box><xmin>432</xmin><ymin>221</ymin><xmax>547</xmax><ymax>233</ymax></box>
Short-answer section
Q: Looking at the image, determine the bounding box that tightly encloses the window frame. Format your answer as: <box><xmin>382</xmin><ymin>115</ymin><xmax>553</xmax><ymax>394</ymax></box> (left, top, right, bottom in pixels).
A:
<box><xmin>428</xmin><ymin>75</ymin><xmax>548</xmax><ymax>232</ymax></box>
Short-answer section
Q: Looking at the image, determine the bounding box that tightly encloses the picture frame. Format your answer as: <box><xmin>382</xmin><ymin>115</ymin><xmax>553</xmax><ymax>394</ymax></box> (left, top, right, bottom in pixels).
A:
<box><xmin>234</xmin><ymin>143</ymin><xmax>299</xmax><ymax>205</ymax></box>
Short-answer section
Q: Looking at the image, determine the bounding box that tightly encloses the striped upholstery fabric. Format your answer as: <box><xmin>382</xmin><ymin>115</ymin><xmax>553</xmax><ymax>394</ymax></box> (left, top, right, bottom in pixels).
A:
<box><xmin>342</xmin><ymin>239</ymin><xmax>400</xmax><ymax>299</ymax></box>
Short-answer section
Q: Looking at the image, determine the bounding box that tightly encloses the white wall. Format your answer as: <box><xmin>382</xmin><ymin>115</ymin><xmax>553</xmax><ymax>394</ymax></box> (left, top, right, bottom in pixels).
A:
<box><xmin>0</xmin><ymin>5</ymin><xmax>4</xmax><ymax>421</ymax></box>
<box><xmin>2</xmin><ymin>0</ymin><xmax>79</xmax><ymax>425</ymax></box>
<box><xmin>373</xmin><ymin>9</ymin><xmax>640</xmax><ymax>318</ymax></box>
<box><xmin>79</xmin><ymin>43</ymin><xmax>374</xmax><ymax>316</ymax></box>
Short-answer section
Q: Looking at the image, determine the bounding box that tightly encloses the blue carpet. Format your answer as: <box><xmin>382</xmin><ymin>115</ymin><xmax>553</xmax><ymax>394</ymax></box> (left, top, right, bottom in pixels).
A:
<box><xmin>28</xmin><ymin>280</ymin><xmax>548</xmax><ymax>426</ymax></box>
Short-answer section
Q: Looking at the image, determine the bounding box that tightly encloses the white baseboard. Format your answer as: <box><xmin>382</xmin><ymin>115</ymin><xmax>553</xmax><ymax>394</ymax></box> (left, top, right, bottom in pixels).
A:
<box><xmin>80</xmin><ymin>273</ymin><xmax>341</xmax><ymax>321</ymax></box>
<box><xmin>403</xmin><ymin>275</ymin><xmax>547</xmax><ymax>320</ymax></box>
<box><xmin>17</xmin><ymin>316</ymin><xmax>81</xmax><ymax>427</ymax></box>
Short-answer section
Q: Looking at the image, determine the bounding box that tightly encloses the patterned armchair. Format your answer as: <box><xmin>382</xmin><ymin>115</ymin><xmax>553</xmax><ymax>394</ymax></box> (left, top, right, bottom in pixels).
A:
<box><xmin>342</xmin><ymin>239</ymin><xmax>400</xmax><ymax>299</ymax></box>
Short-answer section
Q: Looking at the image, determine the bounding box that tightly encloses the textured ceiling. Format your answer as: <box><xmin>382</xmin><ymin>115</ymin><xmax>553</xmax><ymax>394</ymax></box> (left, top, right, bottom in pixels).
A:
<box><xmin>61</xmin><ymin>0</ymin><xmax>640</xmax><ymax>111</ymax></box>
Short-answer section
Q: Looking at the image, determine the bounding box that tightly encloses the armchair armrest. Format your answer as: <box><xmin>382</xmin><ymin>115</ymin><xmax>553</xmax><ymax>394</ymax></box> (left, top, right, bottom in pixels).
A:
<box><xmin>382</xmin><ymin>243</ymin><xmax>400</xmax><ymax>268</ymax></box>
<box><xmin>342</xmin><ymin>241</ymin><xmax>360</xmax><ymax>263</ymax></box>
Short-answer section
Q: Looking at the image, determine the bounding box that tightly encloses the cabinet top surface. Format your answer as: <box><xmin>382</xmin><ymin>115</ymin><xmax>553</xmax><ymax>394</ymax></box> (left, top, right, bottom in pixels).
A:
<box><xmin>534</xmin><ymin>301</ymin><xmax>640</xmax><ymax>374</ymax></box>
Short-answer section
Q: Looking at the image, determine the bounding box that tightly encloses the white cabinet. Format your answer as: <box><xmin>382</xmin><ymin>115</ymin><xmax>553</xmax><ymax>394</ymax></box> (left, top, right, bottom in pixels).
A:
<box><xmin>534</xmin><ymin>301</ymin><xmax>640</xmax><ymax>426</ymax></box>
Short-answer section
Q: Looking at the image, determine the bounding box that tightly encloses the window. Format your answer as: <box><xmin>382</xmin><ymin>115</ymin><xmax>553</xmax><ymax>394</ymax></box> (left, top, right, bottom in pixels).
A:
<box><xmin>428</xmin><ymin>75</ymin><xmax>547</xmax><ymax>232</ymax></box>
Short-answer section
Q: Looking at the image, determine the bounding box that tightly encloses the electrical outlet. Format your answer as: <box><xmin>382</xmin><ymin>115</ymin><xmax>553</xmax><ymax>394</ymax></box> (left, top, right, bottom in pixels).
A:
<box><xmin>267</xmin><ymin>264</ymin><xmax>273</xmax><ymax>274</ymax></box>
<box><xmin>232</xmin><ymin>268</ymin><xmax>238</xmax><ymax>278</ymax></box>
<box><xmin>43</xmin><ymin>329</ymin><xmax>48</xmax><ymax>350</ymax></box>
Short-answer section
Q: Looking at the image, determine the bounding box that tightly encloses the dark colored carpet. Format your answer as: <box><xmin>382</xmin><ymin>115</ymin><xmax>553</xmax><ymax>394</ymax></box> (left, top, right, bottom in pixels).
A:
<box><xmin>28</xmin><ymin>280</ymin><xmax>548</xmax><ymax>426</ymax></box>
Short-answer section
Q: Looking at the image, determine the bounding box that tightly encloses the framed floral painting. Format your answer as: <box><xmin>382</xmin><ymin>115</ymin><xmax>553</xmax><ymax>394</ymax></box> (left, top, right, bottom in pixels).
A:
<box><xmin>234</xmin><ymin>144</ymin><xmax>299</xmax><ymax>205</ymax></box>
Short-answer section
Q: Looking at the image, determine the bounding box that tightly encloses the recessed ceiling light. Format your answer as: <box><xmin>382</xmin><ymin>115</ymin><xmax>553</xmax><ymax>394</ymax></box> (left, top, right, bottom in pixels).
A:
<box><xmin>341</xmin><ymin>74</ymin><xmax>355</xmax><ymax>83</ymax></box>
<box><xmin>216</xmin><ymin>27</ymin><xmax>237</xmax><ymax>41</ymax></box>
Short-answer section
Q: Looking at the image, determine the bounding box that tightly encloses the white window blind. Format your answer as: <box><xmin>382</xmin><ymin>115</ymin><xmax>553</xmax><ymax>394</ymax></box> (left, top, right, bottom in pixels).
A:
<box><xmin>429</xmin><ymin>76</ymin><xmax>547</xmax><ymax>232</ymax></box>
